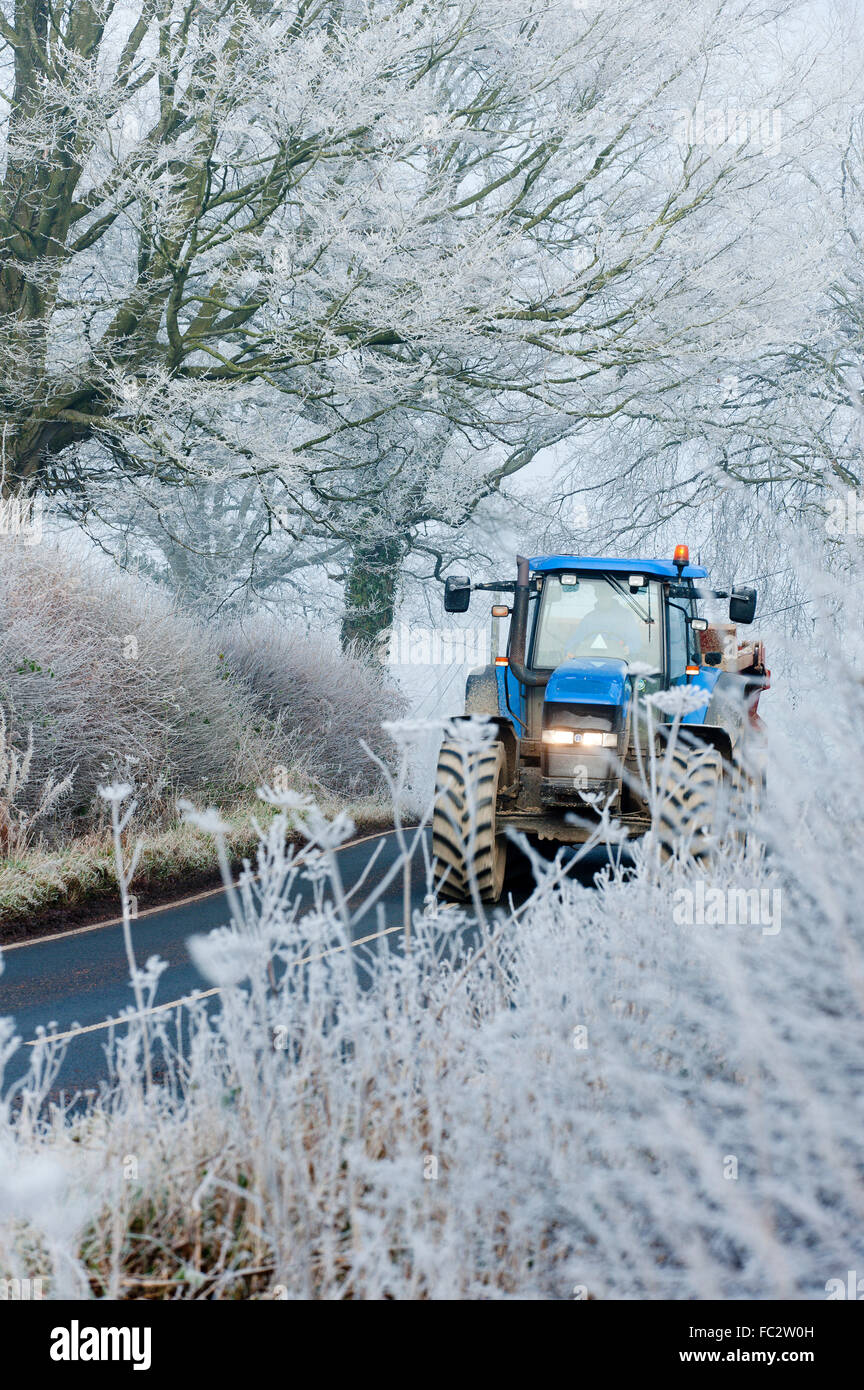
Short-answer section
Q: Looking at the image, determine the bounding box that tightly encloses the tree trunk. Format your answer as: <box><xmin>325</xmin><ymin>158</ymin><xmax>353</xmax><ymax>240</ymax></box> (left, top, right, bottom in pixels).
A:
<box><xmin>0</xmin><ymin>418</ymin><xmax>91</xmax><ymax>496</ymax></box>
<box><xmin>340</xmin><ymin>535</ymin><xmax>406</xmax><ymax>660</ymax></box>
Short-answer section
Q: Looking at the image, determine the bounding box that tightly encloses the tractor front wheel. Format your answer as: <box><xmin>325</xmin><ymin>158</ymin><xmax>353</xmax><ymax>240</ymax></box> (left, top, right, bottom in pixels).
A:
<box><xmin>432</xmin><ymin>739</ymin><xmax>508</xmax><ymax>902</ymax></box>
<box><xmin>656</xmin><ymin>745</ymin><xmax>724</xmax><ymax>862</ymax></box>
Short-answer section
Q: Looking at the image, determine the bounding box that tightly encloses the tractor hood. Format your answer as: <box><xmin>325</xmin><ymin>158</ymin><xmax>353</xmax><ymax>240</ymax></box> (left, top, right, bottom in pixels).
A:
<box><xmin>544</xmin><ymin>657</ymin><xmax>631</xmax><ymax>709</ymax></box>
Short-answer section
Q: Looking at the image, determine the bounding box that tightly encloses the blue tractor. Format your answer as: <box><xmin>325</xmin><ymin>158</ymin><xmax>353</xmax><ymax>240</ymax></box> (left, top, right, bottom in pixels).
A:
<box><xmin>433</xmin><ymin>548</ymin><xmax>769</xmax><ymax>901</ymax></box>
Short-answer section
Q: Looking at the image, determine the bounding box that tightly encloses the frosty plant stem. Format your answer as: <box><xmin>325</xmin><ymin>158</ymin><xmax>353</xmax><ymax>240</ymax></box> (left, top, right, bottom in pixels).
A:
<box><xmin>99</xmin><ymin>782</ymin><xmax>150</xmax><ymax>1089</ymax></box>
<box><xmin>177</xmin><ymin>800</ymin><xmax>244</xmax><ymax>929</ymax></box>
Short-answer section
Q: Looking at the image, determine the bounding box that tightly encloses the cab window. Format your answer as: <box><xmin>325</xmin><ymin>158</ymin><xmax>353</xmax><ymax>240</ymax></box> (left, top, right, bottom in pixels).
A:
<box><xmin>667</xmin><ymin>602</ymin><xmax>689</xmax><ymax>683</ymax></box>
<box><xmin>532</xmin><ymin>575</ymin><xmax>662</xmax><ymax>671</ymax></box>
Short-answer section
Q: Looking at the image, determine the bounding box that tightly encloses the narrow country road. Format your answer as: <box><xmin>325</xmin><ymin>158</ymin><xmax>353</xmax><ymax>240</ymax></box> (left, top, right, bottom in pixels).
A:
<box><xmin>0</xmin><ymin>830</ymin><xmax>608</xmax><ymax>1097</ymax></box>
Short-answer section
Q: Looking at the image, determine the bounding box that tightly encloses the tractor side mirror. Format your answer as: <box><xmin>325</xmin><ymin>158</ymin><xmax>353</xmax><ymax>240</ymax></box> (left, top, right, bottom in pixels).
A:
<box><xmin>444</xmin><ymin>575</ymin><xmax>471</xmax><ymax>613</ymax></box>
<box><xmin>690</xmin><ymin>617</ymin><xmax>709</xmax><ymax>632</ymax></box>
<box><xmin>729</xmin><ymin>586</ymin><xmax>757</xmax><ymax>625</ymax></box>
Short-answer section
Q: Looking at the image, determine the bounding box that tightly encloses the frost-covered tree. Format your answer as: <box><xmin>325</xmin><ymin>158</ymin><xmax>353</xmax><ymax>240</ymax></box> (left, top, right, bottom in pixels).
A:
<box><xmin>528</xmin><ymin>16</ymin><xmax>864</xmax><ymax>598</ymax></box>
<box><xmin>0</xmin><ymin>0</ymin><xmax>831</xmax><ymax>648</ymax></box>
<box><xmin>74</xmin><ymin>469</ymin><xmax>347</xmax><ymax>618</ymax></box>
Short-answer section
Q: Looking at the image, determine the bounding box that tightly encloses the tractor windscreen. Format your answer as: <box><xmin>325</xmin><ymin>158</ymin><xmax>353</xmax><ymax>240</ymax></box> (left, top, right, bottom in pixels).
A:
<box><xmin>532</xmin><ymin>574</ymin><xmax>661</xmax><ymax>670</ymax></box>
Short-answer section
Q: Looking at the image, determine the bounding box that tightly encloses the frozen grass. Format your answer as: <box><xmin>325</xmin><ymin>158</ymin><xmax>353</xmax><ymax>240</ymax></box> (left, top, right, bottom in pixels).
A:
<box><xmin>0</xmin><ymin>707</ymin><xmax>862</xmax><ymax>1299</ymax></box>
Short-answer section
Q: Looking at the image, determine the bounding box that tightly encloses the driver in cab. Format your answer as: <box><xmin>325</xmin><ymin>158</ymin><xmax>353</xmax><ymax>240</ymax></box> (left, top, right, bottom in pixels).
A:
<box><xmin>566</xmin><ymin>585</ymin><xmax>644</xmax><ymax>661</ymax></box>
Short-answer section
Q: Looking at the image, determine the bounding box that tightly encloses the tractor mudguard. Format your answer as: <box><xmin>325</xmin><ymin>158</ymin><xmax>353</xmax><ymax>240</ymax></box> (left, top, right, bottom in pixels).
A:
<box><xmin>666</xmin><ymin>722</ymin><xmax>734</xmax><ymax>763</ymax></box>
<box><xmin>464</xmin><ymin>664</ymin><xmax>500</xmax><ymax>718</ymax></box>
<box><xmin>449</xmin><ymin>707</ymin><xmax>519</xmax><ymax>786</ymax></box>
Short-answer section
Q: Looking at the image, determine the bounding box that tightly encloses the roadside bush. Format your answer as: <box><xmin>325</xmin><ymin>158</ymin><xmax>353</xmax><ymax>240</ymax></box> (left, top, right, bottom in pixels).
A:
<box><xmin>217</xmin><ymin>620</ymin><xmax>405</xmax><ymax>795</ymax></box>
<box><xmin>0</xmin><ymin>541</ymin><xmax>403</xmax><ymax>839</ymax></box>
<box><xmin>0</xmin><ymin>541</ymin><xmax>258</xmax><ymax>828</ymax></box>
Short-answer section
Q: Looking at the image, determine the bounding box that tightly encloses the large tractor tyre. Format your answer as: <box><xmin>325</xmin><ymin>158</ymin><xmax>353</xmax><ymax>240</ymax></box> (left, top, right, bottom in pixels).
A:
<box><xmin>656</xmin><ymin>745</ymin><xmax>724</xmax><ymax>863</ymax></box>
<box><xmin>432</xmin><ymin>740</ymin><xmax>508</xmax><ymax>902</ymax></box>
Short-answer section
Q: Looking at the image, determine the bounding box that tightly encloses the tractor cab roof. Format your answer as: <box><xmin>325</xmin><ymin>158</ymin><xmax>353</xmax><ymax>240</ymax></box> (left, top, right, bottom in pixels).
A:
<box><xmin>529</xmin><ymin>554</ymin><xmax>708</xmax><ymax>580</ymax></box>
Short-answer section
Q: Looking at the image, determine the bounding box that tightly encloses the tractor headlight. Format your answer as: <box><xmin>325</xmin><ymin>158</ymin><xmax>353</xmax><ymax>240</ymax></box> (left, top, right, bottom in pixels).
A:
<box><xmin>541</xmin><ymin>729</ymin><xmax>617</xmax><ymax>748</ymax></box>
<box><xmin>580</xmin><ymin>730</ymin><xmax>616</xmax><ymax>748</ymax></box>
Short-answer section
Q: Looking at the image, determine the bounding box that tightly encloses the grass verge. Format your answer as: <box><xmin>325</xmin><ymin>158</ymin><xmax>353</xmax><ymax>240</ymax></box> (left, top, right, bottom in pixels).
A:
<box><xmin>0</xmin><ymin>787</ymin><xmax>394</xmax><ymax>944</ymax></box>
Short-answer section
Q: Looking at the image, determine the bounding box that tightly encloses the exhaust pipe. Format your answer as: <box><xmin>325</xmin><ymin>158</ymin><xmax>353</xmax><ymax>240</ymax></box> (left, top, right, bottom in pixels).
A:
<box><xmin>508</xmin><ymin>555</ymin><xmax>547</xmax><ymax>687</ymax></box>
